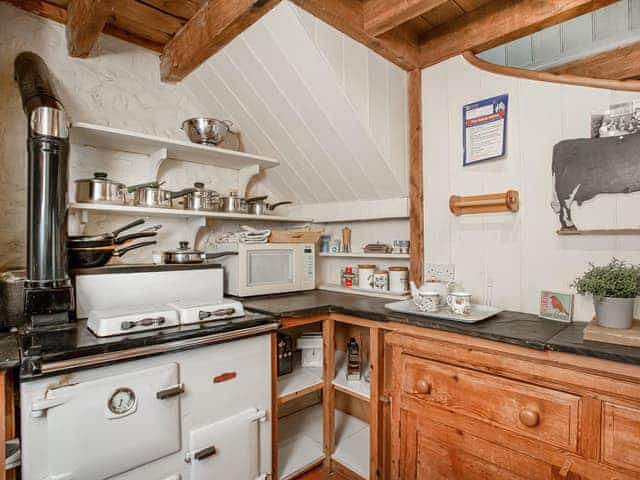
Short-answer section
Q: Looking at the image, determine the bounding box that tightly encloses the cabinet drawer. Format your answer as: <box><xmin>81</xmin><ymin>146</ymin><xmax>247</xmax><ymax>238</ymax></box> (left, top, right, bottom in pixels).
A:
<box><xmin>401</xmin><ymin>354</ymin><xmax>580</xmax><ymax>452</ymax></box>
<box><xmin>603</xmin><ymin>403</ymin><xmax>640</xmax><ymax>473</ymax></box>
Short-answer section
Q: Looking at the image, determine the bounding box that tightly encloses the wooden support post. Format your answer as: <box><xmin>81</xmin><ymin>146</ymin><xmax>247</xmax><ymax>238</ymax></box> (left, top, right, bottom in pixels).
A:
<box><xmin>369</xmin><ymin>328</ymin><xmax>384</xmax><ymax>480</ymax></box>
<box><xmin>322</xmin><ymin>318</ymin><xmax>336</xmax><ymax>472</ymax></box>
<box><xmin>408</xmin><ymin>69</ymin><xmax>423</xmax><ymax>285</ymax></box>
<box><xmin>66</xmin><ymin>0</ymin><xmax>115</xmax><ymax>57</ymax></box>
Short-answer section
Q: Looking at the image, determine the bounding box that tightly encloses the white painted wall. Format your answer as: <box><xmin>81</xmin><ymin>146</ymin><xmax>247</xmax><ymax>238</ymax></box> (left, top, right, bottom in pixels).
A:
<box><xmin>422</xmin><ymin>55</ymin><xmax>640</xmax><ymax>322</ymax></box>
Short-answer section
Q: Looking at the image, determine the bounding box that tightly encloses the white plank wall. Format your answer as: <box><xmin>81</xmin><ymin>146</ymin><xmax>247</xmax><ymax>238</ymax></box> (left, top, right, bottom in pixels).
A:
<box><xmin>422</xmin><ymin>55</ymin><xmax>640</xmax><ymax>323</ymax></box>
<box><xmin>480</xmin><ymin>0</ymin><xmax>640</xmax><ymax>70</ymax></box>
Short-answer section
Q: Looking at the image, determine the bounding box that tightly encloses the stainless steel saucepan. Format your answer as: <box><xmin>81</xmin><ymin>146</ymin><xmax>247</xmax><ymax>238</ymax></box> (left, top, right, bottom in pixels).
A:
<box><xmin>172</xmin><ymin>182</ymin><xmax>220</xmax><ymax>211</ymax></box>
<box><xmin>128</xmin><ymin>182</ymin><xmax>174</xmax><ymax>208</ymax></box>
<box><xmin>218</xmin><ymin>191</ymin><xmax>248</xmax><ymax>214</ymax></box>
<box><xmin>246</xmin><ymin>196</ymin><xmax>292</xmax><ymax>216</ymax></box>
<box><xmin>75</xmin><ymin>172</ymin><xmax>127</xmax><ymax>205</ymax></box>
<box><xmin>162</xmin><ymin>242</ymin><xmax>237</xmax><ymax>264</ymax></box>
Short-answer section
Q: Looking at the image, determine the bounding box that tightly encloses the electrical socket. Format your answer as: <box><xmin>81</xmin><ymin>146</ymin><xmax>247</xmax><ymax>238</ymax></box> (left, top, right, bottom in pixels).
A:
<box><xmin>425</xmin><ymin>263</ymin><xmax>455</xmax><ymax>283</ymax></box>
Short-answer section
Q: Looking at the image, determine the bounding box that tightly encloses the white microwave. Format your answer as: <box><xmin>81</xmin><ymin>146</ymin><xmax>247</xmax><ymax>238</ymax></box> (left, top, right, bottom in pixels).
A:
<box><xmin>216</xmin><ymin>243</ymin><xmax>315</xmax><ymax>297</ymax></box>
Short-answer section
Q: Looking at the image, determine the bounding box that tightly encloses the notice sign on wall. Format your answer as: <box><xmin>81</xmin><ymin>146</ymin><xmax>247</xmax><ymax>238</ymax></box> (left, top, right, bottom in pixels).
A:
<box><xmin>462</xmin><ymin>94</ymin><xmax>508</xmax><ymax>166</ymax></box>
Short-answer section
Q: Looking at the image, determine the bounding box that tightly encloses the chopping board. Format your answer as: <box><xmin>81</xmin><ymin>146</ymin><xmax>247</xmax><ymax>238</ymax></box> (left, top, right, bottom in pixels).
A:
<box><xmin>583</xmin><ymin>318</ymin><xmax>640</xmax><ymax>347</ymax></box>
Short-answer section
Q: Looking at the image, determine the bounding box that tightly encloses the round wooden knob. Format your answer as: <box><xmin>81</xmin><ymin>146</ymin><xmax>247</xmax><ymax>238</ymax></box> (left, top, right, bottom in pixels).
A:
<box><xmin>415</xmin><ymin>379</ymin><xmax>431</xmax><ymax>394</ymax></box>
<box><xmin>519</xmin><ymin>408</ymin><xmax>540</xmax><ymax>428</ymax></box>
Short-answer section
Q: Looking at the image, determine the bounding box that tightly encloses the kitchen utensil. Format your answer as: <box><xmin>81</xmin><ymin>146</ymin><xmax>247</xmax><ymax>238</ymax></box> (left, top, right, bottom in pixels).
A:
<box><xmin>75</xmin><ymin>172</ymin><xmax>127</xmax><ymax>205</ymax></box>
<box><xmin>320</xmin><ymin>235</ymin><xmax>331</xmax><ymax>253</ymax></box>
<box><xmin>389</xmin><ymin>266</ymin><xmax>409</xmax><ymax>293</ymax></box>
<box><xmin>172</xmin><ymin>182</ymin><xmax>220</xmax><ymax>211</ymax></box>
<box><xmin>329</xmin><ymin>240</ymin><xmax>341</xmax><ymax>253</ymax></box>
<box><xmin>341</xmin><ymin>227</ymin><xmax>352</xmax><ymax>253</ymax></box>
<box><xmin>68</xmin><ymin>220</ymin><xmax>159</xmax><ymax>249</ymax></box>
<box><xmin>447</xmin><ymin>292</ymin><xmax>472</xmax><ymax>315</ymax></box>
<box><xmin>393</xmin><ymin>240</ymin><xmax>410</xmax><ymax>254</ymax></box>
<box><xmin>416</xmin><ymin>278</ymin><xmax>451</xmax><ymax>306</ymax></box>
<box><xmin>68</xmin><ymin>218</ymin><xmax>146</xmax><ymax>248</ymax></box>
<box><xmin>128</xmin><ymin>182</ymin><xmax>174</xmax><ymax>208</ymax></box>
<box><xmin>69</xmin><ymin>241</ymin><xmax>157</xmax><ymax>269</ymax></box>
<box><xmin>364</xmin><ymin>242</ymin><xmax>392</xmax><ymax>254</ymax></box>
<box><xmin>358</xmin><ymin>264</ymin><xmax>376</xmax><ymax>290</ymax></box>
<box><xmin>162</xmin><ymin>241</ymin><xmax>237</xmax><ymax>265</ymax></box>
<box><xmin>246</xmin><ymin>196</ymin><xmax>293</xmax><ymax>215</ymax></box>
<box><xmin>218</xmin><ymin>191</ymin><xmax>248</xmax><ymax>213</ymax></box>
<box><xmin>181</xmin><ymin>118</ymin><xmax>233</xmax><ymax>145</ymax></box>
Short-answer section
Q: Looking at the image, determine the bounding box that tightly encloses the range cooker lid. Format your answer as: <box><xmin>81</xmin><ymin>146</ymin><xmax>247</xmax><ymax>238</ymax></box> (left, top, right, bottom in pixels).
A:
<box><xmin>87</xmin><ymin>304</ymin><xmax>180</xmax><ymax>337</ymax></box>
<box><xmin>168</xmin><ymin>299</ymin><xmax>245</xmax><ymax>325</ymax></box>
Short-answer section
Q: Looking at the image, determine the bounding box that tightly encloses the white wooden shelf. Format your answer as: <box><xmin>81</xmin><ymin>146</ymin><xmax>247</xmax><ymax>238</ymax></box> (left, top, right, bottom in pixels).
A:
<box><xmin>69</xmin><ymin>202</ymin><xmax>313</xmax><ymax>223</ymax></box>
<box><xmin>278</xmin><ymin>361</ymin><xmax>323</xmax><ymax>402</ymax></box>
<box><xmin>278</xmin><ymin>404</ymin><xmax>324</xmax><ymax>480</ymax></box>
<box><xmin>70</xmin><ymin>122</ymin><xmax>279</xmax><ymax>171</ymax></box>
<box><xmin>319</xmin><ymin>252</ymin><xmax>409</xmax><ymax>259</ymax></box>
<box><xmin>318</xmin><ymin>284</ymin><xmax>410</xmax><ymax>301</ymax></box>
<box><xmin>333</xmin><ymin>351</ymin><xmax>370</xmax><ymax>401</ymax></box>
<box><xmin>333</xmin><ymin>411</ymin><xmax>370</xmax><ymax>479</ymax></box>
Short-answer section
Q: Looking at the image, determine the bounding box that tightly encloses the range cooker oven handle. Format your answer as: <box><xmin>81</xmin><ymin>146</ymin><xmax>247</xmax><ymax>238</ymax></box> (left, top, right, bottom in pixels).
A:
<box><xmin>185</xmin><ymin>445</ymin><xmax>217</xmax><ymax>463</ymax></box>
<box><xmin>198</xmin><ymin>307</ymin><xmax>236</xmax><ymax>320</ymax></box>
<box><xmin>156</xmin><ymin>383</ymin><xmax>185</xmax><ymax>400</ymax></box>
<box><xmin>121</xmin><ymin>316</ymin><xmax>166</xmax><ymax>331</ymax></box>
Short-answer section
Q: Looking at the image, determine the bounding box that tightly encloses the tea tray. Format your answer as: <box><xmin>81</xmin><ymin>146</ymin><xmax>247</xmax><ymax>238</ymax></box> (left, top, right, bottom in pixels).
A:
<box><xmin>384</xmin><ymin>300</ymin><xmax>502</xmax><ymax>324</ymax></box>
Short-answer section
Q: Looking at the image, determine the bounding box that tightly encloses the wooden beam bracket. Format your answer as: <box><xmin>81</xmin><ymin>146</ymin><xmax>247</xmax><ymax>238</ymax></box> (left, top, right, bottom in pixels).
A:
<box><xmin>66</xmin><ymin>0</ymin><xmax>116</xmax><ymax>58</ymax></box>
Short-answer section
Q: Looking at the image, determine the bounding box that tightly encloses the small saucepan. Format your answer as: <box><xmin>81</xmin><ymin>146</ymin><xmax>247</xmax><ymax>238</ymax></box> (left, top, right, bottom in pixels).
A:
<box><xmin>69</xmin><ymin>241</ymin><xmax>157</xmax><ymax>269</ymax></box>
<box><xmin>171</xmin><ymin>183</ymin><xmax>220</xmax><ymax>211</ymax></box>
<box><xmin>246</xmin><ymin>196</ymin><xmax>292</xmax><ymax>216</ymax></box>
<box><xmin>75</xmin><ymin>172</ymin><xmax>127</xmax><ymax>205</ymax></box>
<box><xmin>128</xmin><ymin>182</ymin><xmax>174</xmax><ymax>208</ymax></box>
<box><xmin>162</xmin><ymin>241</ymin><xmax>237</xmax><ymax>264</ymax></box>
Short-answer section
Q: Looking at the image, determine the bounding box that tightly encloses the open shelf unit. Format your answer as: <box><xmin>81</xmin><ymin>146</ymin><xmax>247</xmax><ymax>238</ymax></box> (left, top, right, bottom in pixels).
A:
<box><xmin>333</xmin><ymin>351</ymin><xmax>370</xmax><ymax>401</ymax></box>
<box><xmin>318</xmin><ymin>284</ymin><xmax>410</xmax><ymax>301</ymax></box>
<box><xmin>333</xmin><ymin>410</ymin><xmax>370</xmax><ymax>479</ymax></box>
<box><xmin>278</xmin><ymin>359</ymin><xmax>323</xmax><ymax>403</ymax></box>
<box><xmin>70</xmin><ymin>122</ymin><xmax>279</xmax><ymax>170</ymax></box>
<box><xmin>278</xmin><ymin>403</ymin><xmax>324</xmax><ymax>480</ymax></box>
<box><xmin>319</xmin><ymin>252</ymin><xmax>409</xmax><ymax>259</ymax></box>
<box><xmin>69</xmin><ymin>202</ymin><xmax>313</xmax><ymax>223</ymax></box>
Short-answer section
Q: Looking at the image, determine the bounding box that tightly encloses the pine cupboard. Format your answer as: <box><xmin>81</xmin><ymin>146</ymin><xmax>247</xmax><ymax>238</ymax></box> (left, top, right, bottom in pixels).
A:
<box><xmin>385</xmin><ymin>328</ymin><xmax>640</xmax><ymax>480</ymax></box>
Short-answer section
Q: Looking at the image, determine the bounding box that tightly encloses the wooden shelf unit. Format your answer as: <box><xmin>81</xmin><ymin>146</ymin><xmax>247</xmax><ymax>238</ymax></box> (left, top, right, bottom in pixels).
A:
<box><xmin>318</xmin><ymin>252</ymin><xmax>409</xmax><ymax>259</ymax></box>
<box><xmin>318</xmin><ymin>284</ymin><xmax>410</xmax><ymax>301</ymax></box>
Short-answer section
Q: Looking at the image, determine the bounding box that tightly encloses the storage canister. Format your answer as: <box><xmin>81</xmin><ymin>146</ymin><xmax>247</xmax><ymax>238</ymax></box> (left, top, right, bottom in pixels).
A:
<box><xmin>373</xmin><ymin>270</ymin><xmax>389</xmax><ymax>291</ymax></box>
<box><xmin>358</xmin><ymin>264</ymin><xmax>376</xmax><ymax>290</ymax></box>
<box><xmin>389</xmin><ymin>266</ymin><xmax>409</xmax><ymax>293</ymax></box>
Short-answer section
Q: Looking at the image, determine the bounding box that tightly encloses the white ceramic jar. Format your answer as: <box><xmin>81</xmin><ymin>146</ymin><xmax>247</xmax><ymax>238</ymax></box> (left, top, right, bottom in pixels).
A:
<box><xmin>358</xmin><ymin>264</ymin><xmax>376</xmax><ymax>290</ymax></box>
<box><xmin>373</xmin><ymin>270</ymin><xmax>389</xmax><ymax>291</ymax></box>
<box><xmin>388</xmin><ymin>266</ymin><xmax>409</xmax><ymax>293</ymax></box>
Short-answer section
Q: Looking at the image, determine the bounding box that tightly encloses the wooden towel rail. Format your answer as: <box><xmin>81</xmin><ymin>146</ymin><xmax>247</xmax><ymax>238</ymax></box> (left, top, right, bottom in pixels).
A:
<box><xmin>449</xmin><ymin>190</ymin><xmax>519</xmax><ymax>216</ymax></box>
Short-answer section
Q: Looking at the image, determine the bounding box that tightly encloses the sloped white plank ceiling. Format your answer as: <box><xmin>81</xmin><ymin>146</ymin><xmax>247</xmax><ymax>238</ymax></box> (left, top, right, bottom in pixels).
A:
<box><xmin>183</xmin><ymin>1</ymin><xmax>409</xmax><ymax>205</ymax></box>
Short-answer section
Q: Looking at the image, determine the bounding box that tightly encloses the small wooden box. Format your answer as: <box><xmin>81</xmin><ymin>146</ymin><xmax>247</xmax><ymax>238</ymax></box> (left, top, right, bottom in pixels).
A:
<box><xmin>269</xmin><ymin>229</ymin><xmax>322</xmax><ymax>244</ymax></box>
<box><xmin>583</xmin><ymin>319</ymin><xmax>640</xmax><ymax>347</ymax></box>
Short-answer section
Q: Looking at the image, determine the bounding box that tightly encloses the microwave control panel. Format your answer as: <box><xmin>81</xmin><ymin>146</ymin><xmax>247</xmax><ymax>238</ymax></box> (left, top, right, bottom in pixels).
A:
<box><xmin>302</xmin><ymin>245</ymin><xmax>315</xmax><ymax>286</ymax></box>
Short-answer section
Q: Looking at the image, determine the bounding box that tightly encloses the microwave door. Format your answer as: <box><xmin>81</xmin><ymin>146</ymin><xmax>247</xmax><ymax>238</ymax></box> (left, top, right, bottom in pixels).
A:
<box><xmin>245</xmin><ymin>249</ymin><xmax>296</xmax><ymax>294</ymax></box>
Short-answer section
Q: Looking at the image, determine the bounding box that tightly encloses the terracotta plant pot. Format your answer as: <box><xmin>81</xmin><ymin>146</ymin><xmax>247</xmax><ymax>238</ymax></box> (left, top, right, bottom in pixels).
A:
<box><xmin>594</xmin><ymin>296</ymin><xmax>634</xmax><ymax>329</ymax></box>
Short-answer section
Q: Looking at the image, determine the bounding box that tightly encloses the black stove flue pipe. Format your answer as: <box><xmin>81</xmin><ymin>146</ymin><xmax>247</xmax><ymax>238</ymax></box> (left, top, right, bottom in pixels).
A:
<box><xmin>15</xmin><ymin>52</ymin><xmax>73</xmax><ymax>327</ymax></box>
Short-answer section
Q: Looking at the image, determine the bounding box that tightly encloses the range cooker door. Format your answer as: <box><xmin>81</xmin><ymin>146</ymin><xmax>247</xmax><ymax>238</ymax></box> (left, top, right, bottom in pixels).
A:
<box><xmin>34</xmin><ymin>363</ymin><xmax>181</xmax><ymax>480</ymax></box>
<box><xmin>188</xmin><ymin>408</ymin><xmax>267</xmax><ymax>480</ymax></box>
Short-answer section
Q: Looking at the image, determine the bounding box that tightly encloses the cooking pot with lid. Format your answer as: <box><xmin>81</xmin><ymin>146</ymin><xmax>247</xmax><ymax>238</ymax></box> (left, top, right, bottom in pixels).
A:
<box><xmin>75</xmin><ymin>172</ymin><xmax>127</xmax><ymax>205</ymax></box>
<box><xmin>162</xmin><ymin>242</ymin><xmax>237</xmax><ymax>264</ymax></box>
<box><xmin>246</xmin><ymin>195</ymin><xmax>292</xmax><ymax>216</ymax></box>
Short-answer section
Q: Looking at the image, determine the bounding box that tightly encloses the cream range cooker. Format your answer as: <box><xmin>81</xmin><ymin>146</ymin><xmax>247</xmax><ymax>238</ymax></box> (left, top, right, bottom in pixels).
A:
<box><xmin>20</xmin><ymin>265</ymin><xmax>275</xmax><ymax>480</ymax></box>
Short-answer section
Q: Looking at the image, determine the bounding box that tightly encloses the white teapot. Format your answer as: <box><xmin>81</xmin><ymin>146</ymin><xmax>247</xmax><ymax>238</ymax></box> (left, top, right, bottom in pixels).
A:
<box><xmin>410</xmin><ymin>278</ymin><xmax>451</xmax><ymax>312</ymax></box>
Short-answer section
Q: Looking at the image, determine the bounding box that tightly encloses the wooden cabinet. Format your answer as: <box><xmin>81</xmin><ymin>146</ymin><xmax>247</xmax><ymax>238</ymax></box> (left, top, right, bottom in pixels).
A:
<box><xmin>386</xmin><ymin>330</ymin><xmax>640</xmax><ymax>480</ymax></box>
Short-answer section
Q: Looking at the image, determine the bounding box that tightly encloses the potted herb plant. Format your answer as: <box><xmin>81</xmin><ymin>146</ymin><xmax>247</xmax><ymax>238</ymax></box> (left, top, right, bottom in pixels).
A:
<box><xmin>572</xmin><ymin>258</ymin><xmax>640</xmax><ymax>329</ymax></box>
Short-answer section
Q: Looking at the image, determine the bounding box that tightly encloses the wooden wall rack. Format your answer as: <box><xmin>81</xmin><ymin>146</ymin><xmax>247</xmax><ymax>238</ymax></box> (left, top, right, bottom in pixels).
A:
<box><xmin>449</xmin><ymin>190</ymin><xmax>519</xmax><ymax>216</ymax></box>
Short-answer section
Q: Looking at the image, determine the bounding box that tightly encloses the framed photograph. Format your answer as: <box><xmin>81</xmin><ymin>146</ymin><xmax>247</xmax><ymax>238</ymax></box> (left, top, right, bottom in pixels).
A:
<box><xmin>539</xmin><ymin>290</ymin><xmax>573</xmax><ymax>322</ymax></box>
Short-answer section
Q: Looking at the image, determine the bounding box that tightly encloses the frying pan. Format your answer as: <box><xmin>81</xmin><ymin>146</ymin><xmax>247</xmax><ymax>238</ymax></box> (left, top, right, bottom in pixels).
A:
<box><xmin>161</xmin><ymin>241</ymin><xmax>237</xmax><ymax>264</ymax></box>
<box><xmin>69</xmin><ymin>240</ymin><xmax>157</xmax><ymax>268</ymax></box>
<box><xmin>68</xmin><ymin>219</ymin><xmax>154</xmax><ymax>249</ymax></box>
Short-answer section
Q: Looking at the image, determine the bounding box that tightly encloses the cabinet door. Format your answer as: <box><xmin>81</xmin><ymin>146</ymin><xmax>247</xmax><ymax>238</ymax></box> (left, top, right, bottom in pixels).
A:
<box><xmin>400</xmin><ymin>410</ymin><xmax>580</xmax><ymax>480</ymax></box>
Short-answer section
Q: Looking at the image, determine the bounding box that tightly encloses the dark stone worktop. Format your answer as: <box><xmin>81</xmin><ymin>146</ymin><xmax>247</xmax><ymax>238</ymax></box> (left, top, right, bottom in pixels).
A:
<box><xmin>242</xmin><ymin>290</ymin><xmax>640</xmax><ymax>366</ymax></box>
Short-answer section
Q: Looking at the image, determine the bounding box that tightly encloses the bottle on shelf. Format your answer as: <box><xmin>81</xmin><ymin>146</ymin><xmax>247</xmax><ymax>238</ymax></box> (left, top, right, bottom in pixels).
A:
<box><xmin>347</xmin><ymin>337</ymin><xmax>361</xmax><ymax>381</ymax></box>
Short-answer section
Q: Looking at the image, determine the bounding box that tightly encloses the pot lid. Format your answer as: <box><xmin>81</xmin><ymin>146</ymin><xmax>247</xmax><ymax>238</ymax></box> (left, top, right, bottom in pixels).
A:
<box><xmin>358</xmin><ymin>264</ymin><xmax>376</xmax><ymax>269</ymax></box>
<box><xmin>167</xmin><ymin>241</ymin><xmax>202</xmax><ymax>255</ymax></box>
<box><xmin>389</xmin><ymin>266</ymin><xmax>409</xmax><ymax>271</ymax></box>
<box><xmin>75</xmin><ymin>172</ymin><xmax>125</xmax><ymax>186</ymax></box>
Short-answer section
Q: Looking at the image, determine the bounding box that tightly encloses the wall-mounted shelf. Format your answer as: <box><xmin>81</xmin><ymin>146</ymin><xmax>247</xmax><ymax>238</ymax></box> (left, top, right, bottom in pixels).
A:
<box><xmin>69</xmin><ymin>202</ymin><xmax>313</xmax><ymax>223</ymax></box>
<box><xmin>449</xmin><ymin>190</ymin><xmax>519</xmax><ymax>216</ymax></box>
<box><xmin>319</xmin><ymin>252</ymin><xmax>409</xmax><ymax>259</ymax></box>
<box><xmin>70</xmin><ymin>122</ymin><xmax>279</xmax><ymax>171</ymax></box>
<box><xmin>557</xmin><ymin>228</ymin><xmax>640</xmax><ymax>235</ymax></box>
<box><xmin>318</xmin><ymin>284</ymin><xmax>410</xmax><ymax>301</ymax></box>
<box><xmin>277</xmin><ymin>361</ymin><xmax>323</xmax><ymax>403</ymax></box>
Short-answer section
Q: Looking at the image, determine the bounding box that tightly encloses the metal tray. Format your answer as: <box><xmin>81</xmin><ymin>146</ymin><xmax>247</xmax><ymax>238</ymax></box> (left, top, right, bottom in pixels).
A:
<box><xmin>384</xmin><ymin>300</ymin><xmax>502</xmax><ymax>324</ymax></box>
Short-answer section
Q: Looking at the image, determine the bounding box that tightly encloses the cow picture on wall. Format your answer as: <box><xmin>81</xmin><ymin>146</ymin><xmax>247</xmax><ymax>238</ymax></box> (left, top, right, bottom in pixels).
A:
<box><xmin>551</xmin><ymin>132</ymin><xmax>640</xmax><ymax>231</ymax></box>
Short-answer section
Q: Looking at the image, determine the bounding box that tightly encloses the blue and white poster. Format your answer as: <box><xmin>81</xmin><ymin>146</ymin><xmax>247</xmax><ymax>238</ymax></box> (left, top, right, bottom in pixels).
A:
<box><xmin>462</xmin><ymin>94</ymin><xmax>508</xmax><ymax>166</ymax></box>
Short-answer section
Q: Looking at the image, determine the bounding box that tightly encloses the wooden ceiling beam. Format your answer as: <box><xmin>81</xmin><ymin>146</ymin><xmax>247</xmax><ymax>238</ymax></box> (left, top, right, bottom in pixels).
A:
<box><xmin>291</xmin><ymin>0</ymin><xmax>420</xmax><ymax>70</ymax></box>
<box><xmin>364</xmin><ymin>0</ymin><xmax>449</xmax><ymax>37</ymax></box>
<box><xmin>547</xmin><ymin>42</ymin><xmax>640</xmax><ymax>80</ymax></box>
<box><xmin>419</xmin><ymin>0</ymin><xmax>617</xmax><ymax>68</ymax></box>
<box><xmin>160</xmin><ymin>0</ymin><xmax>280</xmax><ymax>82</ymax></box>
<box><xmin>66</xmin><ymin>0</ymin><xmax>116</xmax><ymax>57</ymax></box>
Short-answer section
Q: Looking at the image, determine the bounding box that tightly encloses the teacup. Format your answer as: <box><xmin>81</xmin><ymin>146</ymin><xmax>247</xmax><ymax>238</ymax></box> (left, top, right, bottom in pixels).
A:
<box><xmin>413</xmin><ymin>291</ymin><xmax>441</xmax><ymax>313</ymax></box>
<box><xmin>447</xmin><ymin>292</ymin><xmax>472</xmax><ymax>315</ymax></box>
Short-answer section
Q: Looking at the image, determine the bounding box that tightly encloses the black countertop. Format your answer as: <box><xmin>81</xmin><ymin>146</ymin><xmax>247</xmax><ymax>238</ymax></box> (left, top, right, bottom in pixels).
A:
<box><xmin>242</xmin><ymin>290</ymin><xmax>640</xmax><ymax>366</ymax></box>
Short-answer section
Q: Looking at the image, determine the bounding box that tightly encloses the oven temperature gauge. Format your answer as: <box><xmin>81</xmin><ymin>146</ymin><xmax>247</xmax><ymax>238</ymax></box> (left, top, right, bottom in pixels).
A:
<box><xmin>107</xmin><ymin>387</ymin><xmax>137</xmax><ymax>417</ymax></box>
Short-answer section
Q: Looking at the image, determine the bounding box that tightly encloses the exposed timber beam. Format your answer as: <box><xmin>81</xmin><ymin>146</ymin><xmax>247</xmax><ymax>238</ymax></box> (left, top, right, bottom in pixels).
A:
<box><xmin>547</xmin><ymin>42</ymin><xmax>640</xmax><ymax>80</ymax></box>
<box><xmin>419</xmin><ymin>0</ymin><xmax>617</xmax><ymax>68</ymax></box>
<box><xmin>364</xmin><ymin>0</ymin><xmax>448</xmax><ymax>37</ymax></box>
<box><xmin>160</xmin><ymin>0</ymin><xmax>280</xmax><ymax>82</ymax></box>
<box><xmin>408</xmin><ymin>69</ymin><xmax>423</xmax><ymax>285</ymax></box>
<box><xmin>66</xmin><ymin>0</ymin><xmax>116</xmax><ymax>57</ymax></box>
<box><xmin>290</xmin><ymin>0</ymin><xmax>420</xmax><ymax>71</ymax></box>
